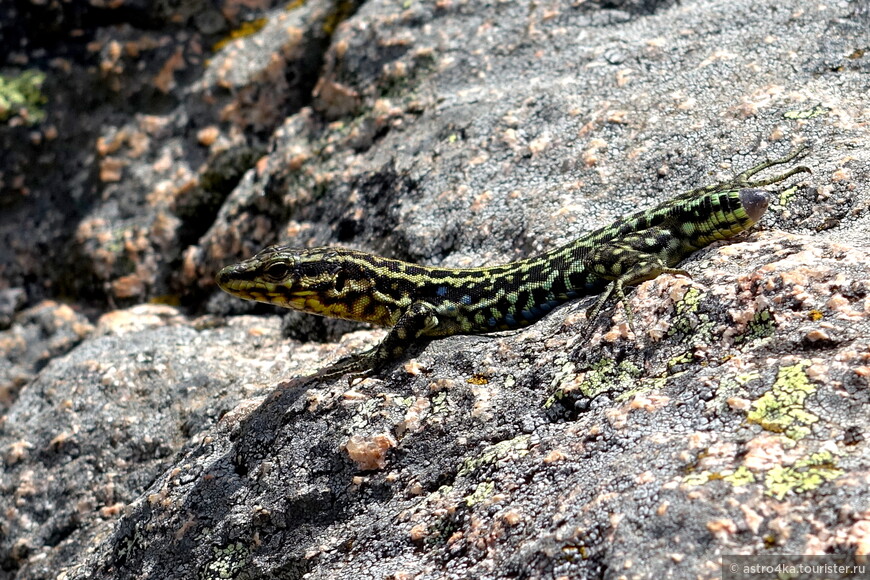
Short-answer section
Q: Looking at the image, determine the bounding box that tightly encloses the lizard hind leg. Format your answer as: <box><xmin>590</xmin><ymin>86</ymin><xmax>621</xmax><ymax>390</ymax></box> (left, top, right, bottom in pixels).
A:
<box><xmin>735</xmin><ymin>147</ymin><xmax>812</xmax><ymax>188</ymax></box>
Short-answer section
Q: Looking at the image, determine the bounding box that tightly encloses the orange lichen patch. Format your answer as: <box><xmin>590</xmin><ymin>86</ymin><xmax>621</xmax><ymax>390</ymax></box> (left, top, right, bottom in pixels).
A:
<box><xmin>403</xmin><ymin>358</ymin><xmax>425</xmax><ymax>376</ymax></box>
<box><xmin>219</xmin><ymin>397</ymin><xmax>266</xmax><ymax>429</ymax></box>
<box><xmin>99</xmin><ymin>157</ymin><xmax>126</xmax><ymax>182</ymax></box>
<box><xmin>409</xmin><ymin>523</ymin><xmax>428</xmax><ymax>541</ymax></box>
<box><xmin>501</xmin><ymin>127</ymin><xmax>520</xmax><ymax>149</ymax></box>
<box><xmin>727</xmin><ymin>397</ymin><xmax>752</xmax><ymax>411</ymax></box>
<box><xmin>111</xmin><ymin>274</ymin><xmax>145</xmax><ymax>299</ymax></box>
<box><xmin>152</xmin><ymin>149</ymin><xmax>174</xmax><ymax>173</ymax></box>
<box><xmin>831</xmin><ymin>168</ymin><xmax>850</xmax><ymax>182</ymax></box>
<box><xmin>153</xmin><ymin>47</ymin><xmax>186</xmax><ymax>94</ymax></box>
<box><xmin>96</xmin><ymin>126</ymin><xmax>153</xmax><ymax>159</ymax></box>
<box><xmin>428</xmin><ymin>378</ymin><xmax>458</xmax><ymax>393</ymax></box>
<box><xmin>706</xmin><ymin>517</ymin><xmax>737</xmax><ymax>540</ymax></box>
<box><xmin>501</xmin><ymin>510</ymin><xmax>522</xmax><ymax>526</ymax></box>
<box><xmin>282</xmin><ymin>146</ymin><xmax>311</xmax><ymax>172</ymax></box>
<box><xmin>686</xmin><ymin>432</ymin><xmax>715</xmax><ymax>450</ymax></box>
<box><xmin>151</xmin><ymin>211</ymin><xmax>181</xmax><ymax>251</ymax></box>
<box><xmin>616</xmin><ymin>68</ymin><xmax>633</xmax><ymax>87</ymax></box>
<box><xmin>606</xmin><ymin>110</ymin><xmax>630</xmax><ymax>124</ymax></box>
<box><xmin>345</xmin><ymin>433</ymin><xmax>397</xmax><ymax>471</ymax></box>
<box><xmin>151</xmin><ymin>174</ymin><xmax>197</xmax><ymax>207</ymax></box>
<box><xmin>97</xmin><ymin>39</ymin><xmax>124</xmax><ymax>78</ymax></box>
<box><xmin>805</xmin><ymin>361</ymin><xmax>829</xmax><ymax>382</ymax></box>
<box><xmin>804</xmin><ymin>328</ymin><xmax>830</xmax><ymax>342</ymax></box>
<box><xmin>581</xmin><ymin>138</ymin><xmax>607</xmax><ymax>167</ymax></box>
<box><xmin>99</xmin><ymin>503</ymin><xmax>126</xmax><ymax>518</ymax></box>
<box><xmin>197</xmin><ymin>125</ymin><xmax>221</xmax><ymax>146</ymax></box>
<box><xmin>543</xmin><ymin>449</ymin><xmax>566</xmax><ymax>464</ymax></box>
<box><xmin>180</xmin><ymin>245</ymin><xmax>201</xmax><ymax>286</ymax></box>
<box><xmin>700</xmin><ymin>441</ymin><xmax>739</xmax><ymax>467</ymax></box>
<box><xmin>97</xmin><ymin>132</ymin><xmax>125</xmax><ymax>156</ymax></box>
<box><xmin>137</xmin><ymin>114</ymin><xmax>171</xmax><ymax>135</ymax></box>
<box><xmin>173</xmin><ymin>516</ymin><xmax>198</xmax><ymax>540</ymax></box>
<box><xmin>628</xmin><ymin>393</ymin><xmax>670</xmax><ymax>413</ymax></box>
<box><xmin>4</xmin><ymin>440</ymin><xmax>33</xmax><ymax>466</ymax></box>
<box><xmin>312</xmin><ymin>78</ymin><xmax>360</xmax><ymax>118</ymax></box>
<box><xmin>96</xmin><ymin>304</ymin><xmax>185</xmax><ymax>336</ymax></box>
<box><xmin>850</xmin><ymin>517</ymin><xmax>870</xmax><ymax>557</ymax></box>
<box><xmin>470</xmin><ymin>190</ymin><xmax>493</xmax><ymax>213</ymax></box>
<box><xmin>740</xmin><ymin>504</ymin><xmax>764</xmax><ymax>534</ymax></box>
<box><xmin>396</xmin><ymin>397</ymin><xmax>430</xmax><ymax>437</ymax></box>
<box><xmin>636</xmin><ymin>470</ymin><xmax>656</xmax><ymax>484</ymax></box>
<box><xmin>827</xmin><ymin>294</ymin><xmax>863</xmax><ymax>319</ymax></box>
<box><xmin>528</xmin><ymin>132</ymin><xmax>552</xmax><ymax>155</ymax></box>
<box><xmin>742</xmin><ymin>434</ymin><xmax>790</xmax><ymax>471</ymax></box>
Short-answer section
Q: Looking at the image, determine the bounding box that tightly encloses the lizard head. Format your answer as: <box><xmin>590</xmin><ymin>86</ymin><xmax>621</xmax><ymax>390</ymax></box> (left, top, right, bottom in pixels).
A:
<box><xmin>216</xmin><ymin>245</ymin><xmax>384</xmax><ymax>322</ymax></box>
<box><xmin>738</xmin><ymin>188</ymin><xmax>770</xmax><ymax>224</ymax></box>
<box><xmin>217</xmin><ymin>245</ymin><xmax>346</xmax><ymax>304</ymax></box>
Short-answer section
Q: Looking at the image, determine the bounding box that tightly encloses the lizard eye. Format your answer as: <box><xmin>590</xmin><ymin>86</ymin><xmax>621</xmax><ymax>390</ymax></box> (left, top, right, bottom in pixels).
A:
<box><xmin>265</xmin><ymin>262</ymin><xmax>290</xmax><ymax>280</ymax></box>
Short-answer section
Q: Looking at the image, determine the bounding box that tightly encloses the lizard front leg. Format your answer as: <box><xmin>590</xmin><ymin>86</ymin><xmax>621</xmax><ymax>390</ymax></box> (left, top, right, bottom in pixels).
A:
<box><xmin>322</xmin><ymin>301</ymin><xmax>440</xmax><ymax>381</ymax></box>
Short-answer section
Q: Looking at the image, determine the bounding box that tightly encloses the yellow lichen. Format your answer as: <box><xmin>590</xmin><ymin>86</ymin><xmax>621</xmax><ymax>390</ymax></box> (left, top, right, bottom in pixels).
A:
<box><xmin>746</xmin><ymin>360</ymin><xmax>818</xmax><ymax>440</ymax></box>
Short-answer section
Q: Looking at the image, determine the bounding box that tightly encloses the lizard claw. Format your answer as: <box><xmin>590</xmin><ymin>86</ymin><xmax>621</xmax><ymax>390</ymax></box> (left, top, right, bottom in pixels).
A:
<box><xmin>317</xmin><ymin>354</ymin><xmax>375</xmax><ymax>382</ymax></box>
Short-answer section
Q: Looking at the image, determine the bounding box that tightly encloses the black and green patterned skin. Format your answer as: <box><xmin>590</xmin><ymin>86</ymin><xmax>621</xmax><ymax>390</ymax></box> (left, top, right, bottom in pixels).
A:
<box><xmin>217</xmin><ymin>149</ymin><xmax>810</xmax><ymax>378</ymax></box>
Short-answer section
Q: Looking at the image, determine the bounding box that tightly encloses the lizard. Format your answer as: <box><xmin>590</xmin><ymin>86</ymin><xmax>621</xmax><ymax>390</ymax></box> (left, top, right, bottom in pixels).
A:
<box><xmin>216</xmin><ymin>147</ymin><xmax>810</xmax><ymax>379</ymax></box>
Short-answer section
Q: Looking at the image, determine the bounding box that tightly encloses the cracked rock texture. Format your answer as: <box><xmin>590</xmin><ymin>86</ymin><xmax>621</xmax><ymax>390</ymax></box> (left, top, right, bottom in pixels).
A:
<box><xmin>1</xmin><ymin>0</ymin><xmax>869</xmax><ymax>578</ymax></box>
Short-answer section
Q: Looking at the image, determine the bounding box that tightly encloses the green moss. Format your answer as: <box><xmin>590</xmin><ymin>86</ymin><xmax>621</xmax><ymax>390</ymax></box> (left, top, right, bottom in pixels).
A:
<box><xmin>0</xmin><ymin>69</ymin><xmax>47</xmax><ymax>125</ymax></box>
<box><xmin>764</xmin><ymin>451</ymin><xmax>842</xmax><ymax>501</ymax></box>
<box><xmin>457</xmin><ymin>435</ymin><xmax>530</xmax><ymax>477</ymax></box>
<box><xmin>548</xmin><ymin>356</ymin><xmax>658</xmax><ymax>408</ymax></box>
<box><xmin>200</xmin><ymin>542</ymin><xmax>250</xmax><ymax>580</ymax></box>
<box><xmin>733</xmin><ymin>308</ymin><xmax>776</xmax><ymax>344</ymax></box>
<box><xmin>464</xmin><ymin>480</ymin><xmax>495</xmax><ymax>506</ymax></box>
<box><xmin>777</xmin><ymin>185</ymin><xmax>801</xmax><ymax>206</ymax></box>
<box><xmin>722</xmin><ymin>466</ymin><xmax>756</xmax><ymax>487</ymax></box>
<box><xmin>682</xmin><ymin>471</ymin><xmax>711</xmax><ymax>487</ymax></box>
<box><xmin>666</xmin><ymin>350</ymin><xmax>694</xmax><ymax>370</ymax></box>
<box><xmin>675</xmin><ymin>286</ymin><xmax>703</xmax><ymax>314</ymax></box>
<box><xmin>783</xmin><ymin>104</ymin><xmax>830</xmax><ymax>120</ymax></box>
<box><xmin>668</xmin><ymin>286</ymin><xmax>715</xmax><ymax>344</ymax></box>
<box><xmin>579</xmin><ymin>358</ymin><xmax>642</xmax><ymax>398</ymax></box>
<box><xmin>747</xmin><ymin>360</ymin><xmax>818</xmax><ymax>440</ymax></box>
<box><xmin>430</xmin><ymin>391</ymin><xmax>448</xmax><ymax>414</ymax></box>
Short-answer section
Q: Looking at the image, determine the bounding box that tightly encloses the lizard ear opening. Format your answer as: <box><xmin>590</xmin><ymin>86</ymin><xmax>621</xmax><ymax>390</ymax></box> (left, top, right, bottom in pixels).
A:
<box><xmin>333</xmin><ymin>270</ymin><xmax>347</xmax><ymax>293</ymax></box>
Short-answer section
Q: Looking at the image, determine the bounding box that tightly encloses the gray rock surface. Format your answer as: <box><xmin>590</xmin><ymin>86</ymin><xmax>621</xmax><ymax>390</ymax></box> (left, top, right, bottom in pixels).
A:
<box><xmin>1</xmin><ymin>0</ymin><xmax>869</xmax><ymax>578</ymax></box>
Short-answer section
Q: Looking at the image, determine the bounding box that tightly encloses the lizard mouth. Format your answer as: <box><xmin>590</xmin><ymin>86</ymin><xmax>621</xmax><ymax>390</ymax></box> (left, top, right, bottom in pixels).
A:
<box><xmin>739</xmin><ymin>188</ymin><xmax>770</xmax><ymax>223</ymax></box>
